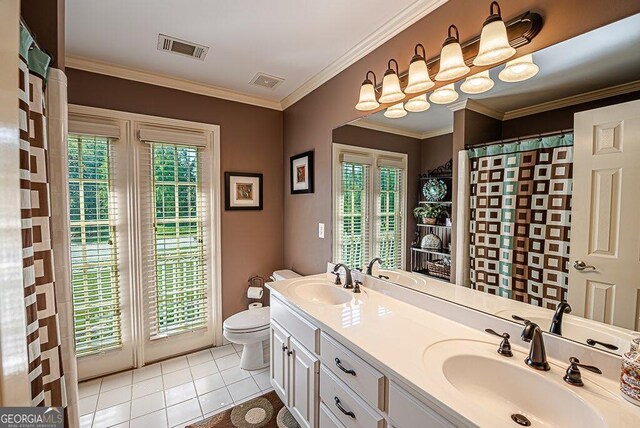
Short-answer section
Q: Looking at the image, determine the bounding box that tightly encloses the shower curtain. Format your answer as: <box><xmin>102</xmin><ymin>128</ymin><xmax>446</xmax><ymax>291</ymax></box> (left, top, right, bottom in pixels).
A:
<box><xmin>467</xmin><ymin>135</ymin><xmax>574</xmax><ymax>309</ymax></box>
<box><xmin>18</xmin><ymin>22</ymin><xmax>71</xmax><ymax>419</ymax></box>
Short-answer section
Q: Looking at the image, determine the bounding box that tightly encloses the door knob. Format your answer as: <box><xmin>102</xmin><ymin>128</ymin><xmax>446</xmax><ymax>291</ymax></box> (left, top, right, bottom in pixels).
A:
<box><xmin>573</xmin><ymin>260</ymin><xmax>596</xmax><ymax>271</ymax></box>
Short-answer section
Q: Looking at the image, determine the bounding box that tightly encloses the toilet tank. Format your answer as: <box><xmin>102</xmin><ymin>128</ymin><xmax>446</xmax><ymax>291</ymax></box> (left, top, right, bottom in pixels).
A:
<box><xmin>271</xmin><ymin>269</ymin><xmax>300</xmax><ymax>281</ymax></box>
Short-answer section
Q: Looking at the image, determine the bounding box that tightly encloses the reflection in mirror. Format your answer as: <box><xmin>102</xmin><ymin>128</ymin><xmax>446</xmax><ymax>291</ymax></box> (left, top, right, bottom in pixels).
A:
<box><xmin>332</xmin><ymin>14</ymin><xmax>640</xmax><ymax>356</ymax></box>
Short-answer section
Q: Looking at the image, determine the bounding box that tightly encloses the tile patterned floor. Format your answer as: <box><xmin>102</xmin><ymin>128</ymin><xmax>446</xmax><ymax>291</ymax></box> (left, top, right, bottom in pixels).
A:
<box><xmin>78</xmin><ymin>344</ymin><xmax>273</xmax><ymax>428</ymax></box>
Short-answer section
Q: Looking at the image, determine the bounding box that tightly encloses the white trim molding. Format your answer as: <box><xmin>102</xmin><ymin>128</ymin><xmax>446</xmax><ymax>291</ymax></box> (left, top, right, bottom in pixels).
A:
<box><xmin>351</xmin><ymin>119</ymin><xmax>424</xmax><ymax>139</ymax></box>
<box><xmin>448</xmin><ymin>98</ymin><xmax>503</xmax><ymax>120</ymax></box>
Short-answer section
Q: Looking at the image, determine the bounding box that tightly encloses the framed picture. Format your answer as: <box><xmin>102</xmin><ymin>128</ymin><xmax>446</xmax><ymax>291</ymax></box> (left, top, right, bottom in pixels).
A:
<box><xmin>290</xmin><ymin>150</ymin><xmax>314</xmax><ymax>194</ymax></box>
<box><xmin>225</xmin><ymin>172</ymin><xmax>263</xmax><ymax>210</ymax></box>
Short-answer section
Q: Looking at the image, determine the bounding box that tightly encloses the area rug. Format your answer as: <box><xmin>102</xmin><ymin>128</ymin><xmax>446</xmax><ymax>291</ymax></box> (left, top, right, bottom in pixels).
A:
<box><xmin>187</xmin><ymin>391</ymin><xmax>300</xmax><ymax>428</ymax></box>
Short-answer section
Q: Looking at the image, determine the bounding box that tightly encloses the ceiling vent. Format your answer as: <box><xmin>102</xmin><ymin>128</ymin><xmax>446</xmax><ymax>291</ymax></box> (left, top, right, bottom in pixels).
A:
<box><xmin>249</xmin><ymin>72</ymin><xmax>285</xmax><ymax>90</ymax></box>
<box><xmin>157</xmin><ymin>34</ymin><xmax>209</xmax><ymax>61</ymax></box>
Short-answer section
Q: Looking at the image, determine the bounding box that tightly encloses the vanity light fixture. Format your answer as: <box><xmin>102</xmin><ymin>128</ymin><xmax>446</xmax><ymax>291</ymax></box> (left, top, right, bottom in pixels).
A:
<box><xmin>384</xmin><ymin>102</ymin><xmax>407</xmax><ymax>118</ymax></box>
<box><xmin>473</xmin><ymin>2</ymin><xmax>516</xmax><ymax>67</ymax></box>
<box><xmin>460</xmin><ymin>70</ymin><xmax>494</xmax><ymax>94</ymax></box>
<box><xmin>405</xmin><ymin>94</ymin><xmax>430</xmax><ymax>113</ymax></box>
<box><xmin>379</xmin><ymin>59</ymin><xmax>405</xmax><ymax>104</ymax></box>
<box><xmin>498</xmin><ymin>54</ymin><xmax>539</xmax><ymax>82</ymax></box>
<box><xmin>435</xmin><ymin>25</ymin><xmax>470</xmax><ymax>81</ymax></box>
<box><xmin>355</xmin><ymin>71</ymin><xmax>380</xmax><ymax>111</ymax></box>
<box><xmin>405</xmin><ymin>44</ymin><xmax>435</xmax><ymax>94</ymax></box>
<box><xmin>429</xmin><ymin>83</ymin><xmax>459</xmax><ymax>104</ymax></box>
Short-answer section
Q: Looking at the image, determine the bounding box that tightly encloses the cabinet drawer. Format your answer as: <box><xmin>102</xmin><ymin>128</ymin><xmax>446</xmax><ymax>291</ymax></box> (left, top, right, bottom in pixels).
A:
<box><xmin>271</xmin><ymin>297</ymin><xmax>319</xmax><ymax>354</ymax></box>
<box><xmin>320</xmin><ymin>402</ymin><xmax>346</xmax><ymax>428</ymax></box>
<box><xmin>388</xmin><ymin>381</ymin><xmax>453</xmax><ymax>428</ymax></box>
<box><xmin>320</xmin><ymin>333</ymin><xmax>384</xmax><ymax>410</ymax></box>
<box><xmin>320</xmin><ymin>366</ymin><xmax>384</xmax><ymax>428</ymax></box>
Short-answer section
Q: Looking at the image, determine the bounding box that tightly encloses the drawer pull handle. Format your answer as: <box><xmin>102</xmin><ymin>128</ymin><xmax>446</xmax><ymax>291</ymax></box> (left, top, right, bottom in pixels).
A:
<box><xmin>287</xmin><ymin>350</ymin><xmax>293</xmax><ymax>356</ymax></box>
<box><xmin>282</xmin><ymin>345</ymin><xmax>288</xmax><ymax>352</ymax></box>
<box><xmin>335</xmin><ymin>358</ymin><xmax>356</xmax><ymax>376</ymax></box>
<box><xmin>334</xmin><ymin>396</ymin><xmax>355</xmax><ymax>419</ymax></box>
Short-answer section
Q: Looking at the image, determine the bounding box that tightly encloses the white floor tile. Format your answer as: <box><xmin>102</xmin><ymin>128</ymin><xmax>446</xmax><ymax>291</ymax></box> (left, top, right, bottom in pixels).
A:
<box><xmin>132</xmin><ymin>363</ymin><xmax>162</xmax><ymax>383</ymax></box>
<box><xmin>100</xmin><ymin>371</ymin><xmax>133</xmax><ymax>393</ymax></box>
<box><xmin>187</xmin><ymin>349</ymin><xmax>214</xmax><ymax>367</ymax></box>
<box><xmin>79</xmin><ymin>394</ymin><xmax>98</xmax><ymax>416</ymax></box>
<box><xmin>79</xmin><ymin>378</ymin><xmax>101</xmax><ymax>398</ymax></box>
<box><xmin>198</xmin><ymin>387</ymin><xmax>233</xmax><ymax>416</ymax></box>
<box><xmin>189</xmin><ymin>360</ymin><xmax>219</xmax><ymax>380</ymax></box>
<box><xmin>163</xmin><ymin>367</ymin><xmax>193</xmax><ymax>389</ymax></box>
<box><xmin>214</xmin><ymin>353</ymin><xmax>240</xmax><ymax>371</ymax></box>
<box><xmin>110</xmin><ymin>422</ymin><xmax>130</xmax><ymax>428</ymax></box>
<box><xmin>220</xmin><ymin>366</ymin><xmax>251</xmax><ymax>386</ymax></box>
<box><xmin>130</xmin><ymin>409</ymin><xmax>168</xmax><ymax>428</ymax></box>
<box><xmin>210</xmin><ymin>344</ymin><xmax>236</xmax><ymax>359</ymax></box>
<box><xmin>227</xmin><ymin>377</ymin><xmax>260</xmax><ymax>403</ymax></box>
<box><xmin>231</xmin><ymin>343</ymin><xmax>243</xmax><ymax>353</ymax></box>
<box><xmin>176</xmin><ymin>417</ymin><xmax>203</xmax><ymax>428</ymax></box>
<box><xmin>194</xmin><ymin>373</ymin><xmax>225</xmax><ymax>396</ymax></box>
<box><xmin>96</xmin><ymin>384</ymin><xmax>132</xmax><ymax>411</ymax></box>
<box><xmin>132</xmin><ymin>376</ymin><xmax>164</xmax><ymax>399</ymax></box>
<box><xmin>79</xmin><ymin>413</ymin><xmax>93</xmax><ymax>428</ymax></box>
<box><xmin>130</xmin><ymin>390</ymin><xmax>165</xmax><ymax>419</ymax></box>
<box><xmin>164</xmin><ymin>381</ymin><xmax>197</xmax><ymax>407</ymax></box>
<box><xmin>93</xmin><ymin>401</ymin><xmax>131</xmax><ymax>428</ymax></box>
<box><xmin>236</xmin><ymin>391</ymin><xmax>263</xmax><ymax>405</ymax></box>
<box><xmin>166</xmin><ymin>397</ymin><xmax>202</xmax><ymax>427</ymax></box>
<box><xmin>203</xmin><ymin>404</ymin><xmax>233</xmax><ymax>420</ymax></box>
<box><xmin>252</xmin><ymin>370</ymin><xmax>272</xmax><ymax>391</ymax></box>
<box><xmin>161</xmin><ymin>356</ymin><xmax>189</xmax><ymax>374</ymax></box>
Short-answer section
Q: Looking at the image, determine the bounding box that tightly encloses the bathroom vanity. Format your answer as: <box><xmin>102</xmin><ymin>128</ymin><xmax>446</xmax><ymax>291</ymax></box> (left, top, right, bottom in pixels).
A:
<box><xmin>266</xmin><ymin>273</ymin><xmax>640</xmax><ymax>428</ymax></box>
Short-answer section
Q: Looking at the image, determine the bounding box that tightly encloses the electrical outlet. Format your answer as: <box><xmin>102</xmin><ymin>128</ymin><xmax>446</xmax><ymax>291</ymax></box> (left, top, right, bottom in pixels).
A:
<box><xmin>318</xmin><ymin>223</ymin><xmax>325</xmax><ymax>239</ymax></box>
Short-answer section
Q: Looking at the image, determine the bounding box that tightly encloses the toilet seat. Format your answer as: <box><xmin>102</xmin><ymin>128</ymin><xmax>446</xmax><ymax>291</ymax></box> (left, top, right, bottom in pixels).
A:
<box><xmin>223</xmin><ymin>306</ymin><xmax>270</xmax><ymax>333</ymax></box>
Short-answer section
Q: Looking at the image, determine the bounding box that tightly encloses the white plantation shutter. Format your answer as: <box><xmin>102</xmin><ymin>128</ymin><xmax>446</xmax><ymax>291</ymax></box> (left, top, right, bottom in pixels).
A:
<box><xmin>376</xmin><ymin>165</ymin><xmax>404</xmax><ymax>269</ymax></box>
<box><xmin>139</xmin><ymin>138</ymin><xmax>210</xmax><ymax>339</ymax></box>
<box><xmin>68</xmin><ymin>134</ymin><xmax>122</xmax><ymax>356</ymax></box>
<box><xmin>337</xmin><ymin>160</ymin><xmax>371</xmax><ymax>270</ymax></box>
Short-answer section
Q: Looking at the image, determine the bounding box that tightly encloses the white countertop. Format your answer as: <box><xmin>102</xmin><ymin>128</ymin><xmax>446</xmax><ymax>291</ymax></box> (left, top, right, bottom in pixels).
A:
<box><xmin>266</xmin><ymin>273</ymin><xmax>640</xmax><ymax>428</ymax></box>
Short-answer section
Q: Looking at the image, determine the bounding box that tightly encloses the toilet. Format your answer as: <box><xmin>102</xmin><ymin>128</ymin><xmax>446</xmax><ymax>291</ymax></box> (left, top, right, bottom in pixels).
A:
<box><xmin>223</xmin><ymin>269</ymin><xmax>300</xmax><ymax>370</ymax></box>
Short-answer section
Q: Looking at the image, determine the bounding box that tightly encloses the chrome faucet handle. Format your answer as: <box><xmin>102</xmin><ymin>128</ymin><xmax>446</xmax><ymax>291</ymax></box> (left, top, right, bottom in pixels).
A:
<box><xmin>485</xmin><ymin>329</ymin><xmax>513</xmax><ymax>357</ymax></box>
<box><xmin>563</xmin><ymin>357</ymin><xmax>602</xmax><ymax>386</ymax></box>
<box><xmin>331</xmin><ymin>271</ymin><xmax>342</xmax><ymax>285</ymax></box>
<box><xmin>353</xmin><ymin>280</ymin><xmax>362</xmax><ymax>294</ymax></box>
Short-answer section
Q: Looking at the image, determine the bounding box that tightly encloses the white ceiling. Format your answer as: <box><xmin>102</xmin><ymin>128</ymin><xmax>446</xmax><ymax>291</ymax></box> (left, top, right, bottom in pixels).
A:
<box><xmin>356</xmin><ymin>13</ymin><xmax>640</xmax><ymax>136</ymax></box>
<box><xmin>66</xmin><ymin>0</ymin><xmax>443</xmax><ymax>108</ymax></box>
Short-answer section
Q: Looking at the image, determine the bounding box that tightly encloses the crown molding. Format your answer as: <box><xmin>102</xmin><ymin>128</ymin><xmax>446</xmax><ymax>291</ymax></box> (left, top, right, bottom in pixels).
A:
<box><xmin>502</xmin><ymin>79</ymin><xmax>640</xmax><ymax>120</ymax></box>
<box><xmin>419</xmin><ymin>126</ymin><xmax>453</xmax><ymax>139</ymax></box>
<box><xmin>66</xmin><ymin>56</ymin><xmax>283</xmax><ymax>111</ymax></box>
<box><xmin>279</xmin><ymin>0</ymin><xmax>449</xmax><ymax>110</ymax></box>
<box><xmin>350</xmin><ymin>119</ymin><xmax>424</xmax><ymax>139</ymax></box>
<box><xmin>449</xmin><ymin>98</ymin><xmax>504</xmax><ymax>120</ymax></box>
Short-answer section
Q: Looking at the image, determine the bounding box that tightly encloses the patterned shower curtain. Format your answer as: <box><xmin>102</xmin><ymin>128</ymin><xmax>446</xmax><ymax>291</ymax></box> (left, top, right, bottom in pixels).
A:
<box><xmin>19</xmin><ymin>23</ymin><xmax>68</xmax><ymax>413</ymax></box>
<box><xmin>468</xmin><ymin>135</ymin><xmax>574</xmax><ymax>309</ymax></box>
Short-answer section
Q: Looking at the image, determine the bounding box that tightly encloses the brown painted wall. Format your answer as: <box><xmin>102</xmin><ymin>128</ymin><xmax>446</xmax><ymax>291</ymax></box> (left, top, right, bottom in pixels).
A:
<box><xmin>421</xmin><ymin>133</ymin><xmax>453</xmax><ymax>174</ymax></box>
<box><xmin>21</xmin><ymin>0</ymin><xmax>65</xmax><ymax>70</ymax></box>
<box><xmin>66</xmin><ymin>69</ymin><xmax>284</xmax><ymax>320</ymax></box>
<box><xmin>332</xmin><ymin>125</ymin><xmax>421</xmax><ymax>268</ymax></box>
<box><xmin>283</xmin><ymin>0</ymin><xmax>640</xmax><ymax>275</ymax></box>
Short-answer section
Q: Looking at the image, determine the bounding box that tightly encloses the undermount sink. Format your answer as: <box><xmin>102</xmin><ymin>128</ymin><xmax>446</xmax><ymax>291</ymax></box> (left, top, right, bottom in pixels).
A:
<box><xmin>287</xmin><ymin>279</ymin><xmax>364</xmax><ymax>306</ymax></box>
<box><xmin>423</xmin><ymin>340</ymin><xmax>608</xmax><ymax>428</ymax></box>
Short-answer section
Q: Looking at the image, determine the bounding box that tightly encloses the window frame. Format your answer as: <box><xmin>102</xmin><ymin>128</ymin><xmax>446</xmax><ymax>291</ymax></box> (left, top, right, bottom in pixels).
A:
<box><xmin>332</xmin><ymin>143</ymin><xmax>408</xmax><ymax>270</ymax></box>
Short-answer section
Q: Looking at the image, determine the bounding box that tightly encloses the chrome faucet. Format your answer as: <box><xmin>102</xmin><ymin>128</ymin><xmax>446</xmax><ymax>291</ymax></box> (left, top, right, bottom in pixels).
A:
<box><xmin>521</xmin><ymin>321</ymin><xmax>550</xmax><ymax>371</ymax></box>
<box><xmin>549</xmin><ymin>302</ymin><xmax>572</xmax><ymax>335</ymax></box>
<box><xmin>366</xmin><ymin>257</ymin><xmax>383</xmax><ymax>275</ymax></box>
<box><xmin>332</xmin><ymin>263</ymin><xmax>353</xmax><ymax>289</ymax></box>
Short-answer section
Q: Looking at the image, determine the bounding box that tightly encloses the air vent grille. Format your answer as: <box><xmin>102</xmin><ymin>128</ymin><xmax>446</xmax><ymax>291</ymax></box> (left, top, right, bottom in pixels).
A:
<box><xmin>157</xmin><ymin>34</ymin><xmax>209</xmax><ymax>61</ymax></box>
<box><xmin>250</xmin><ymin>72</ymin><xmax>285</xmax><ymax>89</ymax></box>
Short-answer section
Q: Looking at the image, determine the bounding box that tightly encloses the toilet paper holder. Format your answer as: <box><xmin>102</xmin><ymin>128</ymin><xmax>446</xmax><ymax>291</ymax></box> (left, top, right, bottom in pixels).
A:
<box><xmin>248</xmin><ymin>275</ymin><xmax>266</xmax><ymax>302</ymax></box>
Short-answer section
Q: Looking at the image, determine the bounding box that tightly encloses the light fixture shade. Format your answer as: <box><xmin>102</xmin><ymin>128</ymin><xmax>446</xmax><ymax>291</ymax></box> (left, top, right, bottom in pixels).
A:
<box><xmin>379</xmin><ymin>71</ymin><xmax>404</xmax><ymax>104</ymax></box>
<box><xmin>405</xmin><ymin>94</ymin><xmax>430</xmax><ymax>113</ymax></box>
<box><xmin>473</xmin><ymin>2</ymin><xmax>516</xmax><ymax>66</ymax></box>
<box><xmin>355</xmin><ymin>80</ymin><xmax>379</xmax><ymax>111</ymax></box>
<box><xmin>498</xmin><ymin>54</ymin><xmax>539</xmax><ymax>82</ymax></box>
<box><xmin>384</xmin><ymin>102</ymin><xmax>407</xmax><ymax>119</ymax></box>
<box><xmin>460</xmin><ymin>70</ymin><xmax>494</xmax><ymax>94</ymax></box>
<box><xmin>435</xmin><ymin>26</ymin><xmax>470</xmax><ymax>81</ymax></box>
<box><xmin>429</xmin><ymin>83</ymin><xmax>459</xmax><ymax>104</ymax></box>
<box><xmin>406</xmin><ymin>45</ymin><xmax>435</xmax><ymax>94</ymax></box>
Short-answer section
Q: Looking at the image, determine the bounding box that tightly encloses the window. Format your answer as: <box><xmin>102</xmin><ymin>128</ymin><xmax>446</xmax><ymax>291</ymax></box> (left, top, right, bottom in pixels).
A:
<box><xmin>68</xmin><ymin>135</ymin><xmax>121</xmax><ymax>356</ymax></box>
<box><xmin>333</xmin><ymin>145</ymin><xmax>407</xmax><ymax>270</ymax></box>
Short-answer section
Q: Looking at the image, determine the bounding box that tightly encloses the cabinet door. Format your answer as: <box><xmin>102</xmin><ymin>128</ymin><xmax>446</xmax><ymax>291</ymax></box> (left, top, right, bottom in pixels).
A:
<box><xmin>289</xmin><ymin>337</ymin><xmax>319</xmax><ymax>428</ymax></box>
<box><xmin>270</xmin><ymin>321</ymin><xmax>290</xmax><ymax>404</ymax></box>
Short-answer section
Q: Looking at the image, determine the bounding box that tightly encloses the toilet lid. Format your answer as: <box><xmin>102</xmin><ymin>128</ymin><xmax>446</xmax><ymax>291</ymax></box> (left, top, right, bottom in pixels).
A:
<box><xmin>224</xmin><ymin>307</ymin><xmax>270</xmax><ymax>332</ymax></box>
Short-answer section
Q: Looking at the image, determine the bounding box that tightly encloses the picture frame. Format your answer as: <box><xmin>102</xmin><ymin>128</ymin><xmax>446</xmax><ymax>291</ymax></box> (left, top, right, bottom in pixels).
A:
<box><xmin>225</xmin><ymin>172</ymin><xmax>263</xmax><ymax>210</ymax></box>
<box><xmin>290</xmin><ymin>150</ymin><xmax>314</xmax><ymax>194</ymax></box>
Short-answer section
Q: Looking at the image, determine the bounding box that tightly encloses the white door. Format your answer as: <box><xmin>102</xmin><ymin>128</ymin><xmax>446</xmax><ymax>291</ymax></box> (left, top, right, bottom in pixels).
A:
<box><xmin>569</xmin><ymin>100</ymin><xmax>640</xmax><ymax>330</ymax></box>
<box><xmin>289</xmin><ymin>337</ymin><xmax>319</xmax><ymax>428</ymax></box>
<box><xmin>270</xmin><ymin>321</ymin><xmax>290</xmax><ymax>403</ymax></box>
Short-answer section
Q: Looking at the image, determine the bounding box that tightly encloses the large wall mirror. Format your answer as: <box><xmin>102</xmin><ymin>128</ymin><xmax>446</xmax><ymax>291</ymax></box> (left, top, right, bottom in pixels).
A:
<box><xmin>331</xmin><ymin>14</ymin><xmax>640</xmax><ymax>356</ymax></box>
